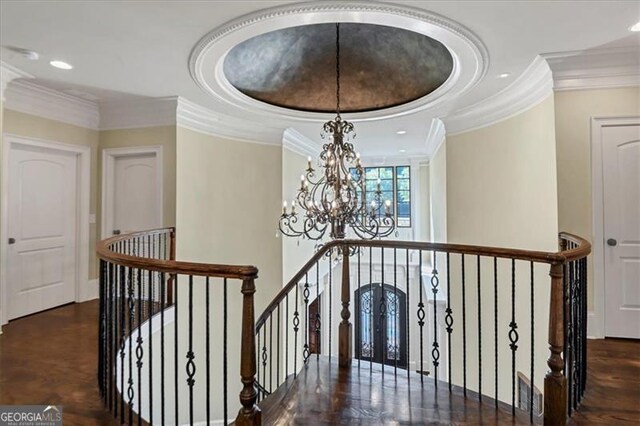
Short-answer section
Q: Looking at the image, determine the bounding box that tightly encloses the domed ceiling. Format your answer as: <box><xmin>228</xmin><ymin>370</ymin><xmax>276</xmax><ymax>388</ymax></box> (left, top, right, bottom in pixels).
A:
<box><xmin>223</xmin><ymin>23</ymin><xmax>454</xmax><ymax>113</ymax></box>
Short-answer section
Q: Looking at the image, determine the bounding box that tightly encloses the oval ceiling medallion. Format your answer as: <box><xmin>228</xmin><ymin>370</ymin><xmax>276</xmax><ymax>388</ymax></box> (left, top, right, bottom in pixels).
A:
<box><xmin>223</xmin><ymin>23</ymin><xmax>454</xmax><ymax>113</ymax></box>
<box><xmin>189</xmin><ymin>1</ymin><xmax>488</xmax><ymax>121</ymax></box>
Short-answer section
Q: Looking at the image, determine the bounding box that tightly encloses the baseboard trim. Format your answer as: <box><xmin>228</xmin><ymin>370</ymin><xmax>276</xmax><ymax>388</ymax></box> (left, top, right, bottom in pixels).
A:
<box><xmin>587</xmin><ymin>311</ymin><xmax>604</xmax><ymax>339</ymax></box>
<box><xmin>79</xmin><ymin>278</ymin><xmax>99</xmax><ymax>302</ymax></box>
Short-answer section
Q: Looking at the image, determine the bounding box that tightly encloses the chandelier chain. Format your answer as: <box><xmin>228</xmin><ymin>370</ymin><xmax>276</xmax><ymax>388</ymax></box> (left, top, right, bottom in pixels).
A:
<box><xmin>336</xmin><ymin>23</ymin><xmax>340</xmax><ymax>117</ymax></box>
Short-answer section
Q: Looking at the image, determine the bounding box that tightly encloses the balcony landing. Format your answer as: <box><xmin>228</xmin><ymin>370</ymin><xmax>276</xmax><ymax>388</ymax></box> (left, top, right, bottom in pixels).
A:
<box><xmin>259</xmin><ymin>355</ymin><xmax>538</xmax><ymax>425</ymax></box>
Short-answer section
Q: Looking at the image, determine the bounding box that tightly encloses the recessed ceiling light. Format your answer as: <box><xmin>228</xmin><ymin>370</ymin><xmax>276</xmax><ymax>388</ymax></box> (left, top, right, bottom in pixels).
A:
<box><xmin>630</xmin><ymin>22</ymin><xmax>640</xmax><ymax>32</ymax></box>
<box><xmin>396</xmin><ymin>130</ymin><xmax>407</xmax><ymax>135</ymax></box>
<box><xmin>399</xmin><ymin>149</ymin><xmax>406</xmax><ymax>153</ymax></box>
<box><xmin>49</xmin><ymin>60</ymin><xmax>73</xmax><ymax>70</ymax></box>
<box><xmin>498</xmin><ymin>73</ymin><xmax>511</xmax><ymax>78</ymax></box>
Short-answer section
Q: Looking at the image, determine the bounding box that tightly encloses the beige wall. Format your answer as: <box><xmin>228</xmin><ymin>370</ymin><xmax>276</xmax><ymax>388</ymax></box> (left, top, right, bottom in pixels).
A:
<box><xmin>98</xmin><ymin>126</ymin><xmax>177</xmax><ymax>235</ymax></box>
<box><xmin>443</xmin><ymin>95</ymin><xmax>559</xmax><ymax>402</ymax></box>
<box><xmin>2</xmin><ymin>109</ymin><xmax>100</xmax><ymax>279</ymax></box>
<box><xmin>430</xmin><ymin>141</ymin><xmax>447</xmax><ymax>243</ymax></box>
<box><xmin>174</xmin><ymin>126</ymin><xmax>283</xmax><ymax>420</ymax></box>
<box><xmin>554</xmin><ymin>87</ymin><xmax>640</xmax><ymax>311</ymax></box>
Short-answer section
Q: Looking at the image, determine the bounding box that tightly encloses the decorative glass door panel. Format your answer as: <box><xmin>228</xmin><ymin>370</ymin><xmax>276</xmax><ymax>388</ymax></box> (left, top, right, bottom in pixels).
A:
<box><xmin>355</xmin><ymin>284</ymin><xmax>407</xmax><ymax>367</ymax></box>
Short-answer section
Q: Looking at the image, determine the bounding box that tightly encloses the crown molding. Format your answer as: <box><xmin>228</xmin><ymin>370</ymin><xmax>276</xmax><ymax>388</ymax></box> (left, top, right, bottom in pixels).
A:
<box><xmin>176</xmin><ymin>97</ymin><xmax>283</xmax><ymax>146</ymax></box>
<box><xmin>443</xmin><ymin>55</ymin><xmax>552</xmax><ymax>136</ymax></box>
<box><xmin>99</xmin><ymin>97</ymin><xmax>177</xmax><ymax>130</ymax></box>
<box><xmin>543</xmin><ymin>46</ymin><xmax>640</xmax><ymax>91</ymax></box>
<box><xmin>4</xmin><ymin>79</ymin><xmax>99</xmax><ymax>129</ymax></box>
<box><xmin>1</xmin><ymin>61</ymin><xmax>32</xmax><ymax>100</ymax></box>
<box><xmin>282</xmin><ymin>128</ymin><xmax>322</xmax><ymax>157</ymax></box>
<box><xmin>425</xmin><ymin>118</ymin><xmax>446</xmax><ymax>158</ymax></box>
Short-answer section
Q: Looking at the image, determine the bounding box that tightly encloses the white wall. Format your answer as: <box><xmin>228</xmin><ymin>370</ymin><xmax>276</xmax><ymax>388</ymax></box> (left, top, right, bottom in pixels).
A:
<box><xmin>430</xmin><ymin>141</ymin><xmax>447</xmax><ymax>243</ymax></box>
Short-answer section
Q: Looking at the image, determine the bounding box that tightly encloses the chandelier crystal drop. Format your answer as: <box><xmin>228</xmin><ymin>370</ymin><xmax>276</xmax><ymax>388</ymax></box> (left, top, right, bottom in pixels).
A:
<box><xmin>279</xmin><ymin>23</ymin><xmax>396</xmax><ymax>241</ymax></box>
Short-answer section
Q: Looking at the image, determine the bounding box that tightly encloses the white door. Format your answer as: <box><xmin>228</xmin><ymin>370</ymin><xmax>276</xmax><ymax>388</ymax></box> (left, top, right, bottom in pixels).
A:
<box><xmin>111</xmin><ymin>152</ymin><xmax>161</xmax><ymax>236</ymax></box>
<box><xmin>603</xmin><ymin>124</ymin><xmax>640</xmax><ymax>338</ymax></box>
<box><xmin>7</xmin><ymin>144</ymin><xmax>78</xmax><ymax>320</ymax></box>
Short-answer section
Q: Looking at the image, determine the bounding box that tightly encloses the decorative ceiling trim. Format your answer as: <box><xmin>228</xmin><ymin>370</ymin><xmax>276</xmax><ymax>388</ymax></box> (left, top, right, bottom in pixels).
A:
<box><xmin>4</xmin><ymin>79</ymin><xmax>99</xmax><ymax>130</ymax></box>
<box><xmin>282</xmin><ymin>128</ymin><xmax>322</xmax><ymax>157</ymax></box>
<box><xmin>189</xmin><ymin>0</ymin><xmax>488</xmax><ymax>123</ymax></box>
<box><xmin>425</xmin><ymin>118</ymin><xmax>446</xmax><ymax>159</ymax></box>
<box><xmin>543</xmin><ymin>46</ymin><xmax>640</xmax><ymax>91</ymax></box>
<box><xmin>99</xmin><ymin>98</ymin><xmax>177</xmax><ymax>131</ymax></box>
<box><xmin>0</xmin><ymin>61</ymin><xmax>32</xmax><ymax>99</ymax></box>
<box><xmin>176</xmin><ymin>97</ymin><xmax>283</xmax><ymax>146</ymax></box>
<box><xmin>443</xmin><ymin>55</ymin><xmax>553</xmax><ymax>135</ymax></box>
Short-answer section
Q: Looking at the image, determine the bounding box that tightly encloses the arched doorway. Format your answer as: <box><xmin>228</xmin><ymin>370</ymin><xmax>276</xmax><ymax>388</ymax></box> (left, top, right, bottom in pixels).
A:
<box><xmin>354</xmin><ymin>284</ymin><xmax>407</xmax><ymax>367</ymax></box>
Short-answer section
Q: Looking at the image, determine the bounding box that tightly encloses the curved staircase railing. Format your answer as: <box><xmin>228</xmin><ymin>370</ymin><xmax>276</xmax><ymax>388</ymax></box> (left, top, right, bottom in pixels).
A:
<box><xmin>254</xmin><ymin>233</ymin><xmax>590</xmax><ymax>425</ymax></box>
<box><xmin>96</xmin><ymin>228</ymin><xmax>261</xmax><ymax>425</ymax></box>
<box><xmin>97</xmin><ymin>229</ymin><xmax>589</xmax><ymax>425</ymax></box>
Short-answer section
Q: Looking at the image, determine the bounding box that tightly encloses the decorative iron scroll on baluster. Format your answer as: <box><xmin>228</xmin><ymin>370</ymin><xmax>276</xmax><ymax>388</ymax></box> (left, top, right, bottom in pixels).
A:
<box><xmin>509</xmin><ymin>259</ymin><xmax>519</xmax><ymax>416</ymax></box>
<box><xmin>303</xmin><ymin>278</ymin><xmax>311</xmax><ymax>363</ymax></box>
<box><xmin>445</xmin><ymin>253</ymin><xmax>453</xmax><ymax>391</ymax></box>
<box><xmin>417</xmin><ymin>251</ymin><xmax>425</xmax><ymax>382</ymax></box>
<box><xmin>431</xmin><ymin>253</ymin><xmax>440</xmax><ymax>384</ymax></box>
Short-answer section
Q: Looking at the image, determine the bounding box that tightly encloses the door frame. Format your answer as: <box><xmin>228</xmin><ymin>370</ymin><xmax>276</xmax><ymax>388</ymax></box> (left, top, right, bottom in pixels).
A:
<box><xmin>0</xmin><ymin>133</ymin><xmax>91</xmax><ymax>327</ymax></box>
<box><xmin>101</xmin><ymin>146</ymin><xmax>163</xmax><ymax>239</ymax></box>
<box><xmin>590</xmin><ymin>116</ymin><xmax>640</xmax><ymax>338</ymax></box>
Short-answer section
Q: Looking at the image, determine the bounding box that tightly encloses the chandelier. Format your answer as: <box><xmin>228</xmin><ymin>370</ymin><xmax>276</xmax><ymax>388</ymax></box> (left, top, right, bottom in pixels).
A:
<box><xmin>279</xmin><ymin>23</ymin><xmax>396</xmax><ymax>241</ymax></box>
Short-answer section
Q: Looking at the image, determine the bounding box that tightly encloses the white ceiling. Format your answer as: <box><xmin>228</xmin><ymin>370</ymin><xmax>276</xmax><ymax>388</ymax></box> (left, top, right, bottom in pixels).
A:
<box><xmin>1</xmin><ymin>0</ymin><xmax>638</xmax><ymax>155</ymax></box>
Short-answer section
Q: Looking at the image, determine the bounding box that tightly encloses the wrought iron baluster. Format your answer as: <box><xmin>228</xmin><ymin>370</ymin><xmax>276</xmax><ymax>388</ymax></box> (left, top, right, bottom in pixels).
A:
<box><xmin>418</xmin><ymin>250</ymin><xmax>425</xmax><ymax>384</ymax></box>
<box><xmin>406</xmin><ymin>249</ymin><xmax>411</xmax><ymax>380</ymax></box>
<box><xmin>127</xmin><ymin>268</ymin><xmax>134</xmax><ymax>426</ymax></box>
<box><xmin>148</xmin><ymin>268</ymin><xmax>153</xmax><ymax>426</ymax></box>
<box><xmin>316</xmin><ymin>260</ymin><xmax>321</xmax><ymax>361</ymax></box>
<box><xmin>186</xmin><ymin>276</ymin><xmax>196</xmax><ymax>426</ymax></box>
<box><xmin>494</xmin><ymin>257</ymin><xmax>498</xmax><ymax>407</ymax></box>
<box><xmin>370</xmin><ymin>246</ymin><xmax>373</xmax><ymax>374</ymax></box>
<box><xmin>223</xmin><ymin>278</ymin><xmax>228</xmax><ymax>425</ymax></box>
<box><xmin>380</xmin><ymin>246</ymin><xmax>386</xmax><ymax>377</ymax></box>
<box><xmin>285</xmin><ymin>294</ymin><xmax>289</xmax><ymax>377</ymax></box>
<box><xmin>509</xmin><ymin>259</ymin><xmax>519</xmax><ymax>416</ymax></box>
<box><xmin>446</xmin><ymin>253</ymin><xmax>453</xmax><ymax>391</ymax></box>
<box><xmin>394</xmin><ymin>248</ymin><xmax>398</xmax><ymax>377</ymax></box>
<box><xmin>256</xmin><ymin>330</ymin><xmax>261</xmax><ymax>403</ymax></box>
<box><xmin>431</xmin><ymin>251</ymin><xmax>440</xmax><ymax>384</ymax></box>
<box><xmin>329</xmin><ymin>252</ymin><xmax>332</xmax><ymax>361</ymax></box>
<box><xmin>174</xmin><ymin>274</ymin><xmax>179</xmax><ymax>426</ymax></box>
<box><xmin>206</xmin><ymin>277</ymin><xmax>211</xmax><ymax>426</ymax></box>
<box><xmin>160</xmin><ymin>271</ymin><xmax>166</xmax><ymax>425</ymax></box>
<box><xmin>269</xmin><ymin>315</ymin><xmax>273</xmax><ymax>392</ymax></box>
<box><xmin>477</xmin><ymin>255</ymin><xmax>481</xmax><ymax>400</ymax></box>
<box><xmin>120</xmin><ymin>265</ymin><xmax>126</xmax><ymax>424</ymax></box>
<box><xmin>262</xmin><ymin>326</ymin><xmax>268</xmax><ymax>390</ymax></box>
<box><xmin>530</xmin><ymin>261</ymin><xmax>535</xmax><ymax>423</ymax></box>
<box><xmin>303</xmin><ymin>274</ymin><xmax>310</xmax><ymax>363</ymax></box>
<box><xmin>293</xmin><ymin>283</ymin><xmax>299</xmax><ymax>377</ymax></box>
<box><xmin>358</xmin><ymin>248</ymin><xmax>361</xmax><ymax>369</ymax></box>
<box><xmin>462</xmin><ymin>254</ymin><xmax>467</xmax><ymax>394</ymax></box>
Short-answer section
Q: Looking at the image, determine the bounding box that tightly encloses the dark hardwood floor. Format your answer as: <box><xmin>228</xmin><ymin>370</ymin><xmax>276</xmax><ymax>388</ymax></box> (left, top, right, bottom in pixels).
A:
<box><xmin>0</xmin><ymin>300</ymin><xmax>115</xmax><ymax>425</ymax></box>
<box><xmin>569</xmin><ymin>338</ymin><xmax>640</xmax><ymax>425</ymax></box>
<box><xmin>0</xmin><ymin>300</ymin><xmax>637</xmax><ymax>425</ymax></box>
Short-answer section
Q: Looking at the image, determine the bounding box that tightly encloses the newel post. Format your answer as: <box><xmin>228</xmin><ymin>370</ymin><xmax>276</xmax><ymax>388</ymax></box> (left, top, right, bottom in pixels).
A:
<box><xmin>339</xmin><ymin>245</ymin><xmax>352</xmax><ymax>367</ymax></box>
<box><xmin>236</xmin><ymin>278</ymin><xmax>262</xmax><ymax>426</ymax></box>
<box><xmin>544</xmin><ymin>262</ymin><xmax>567</xmax><ymax>425</ymax></box>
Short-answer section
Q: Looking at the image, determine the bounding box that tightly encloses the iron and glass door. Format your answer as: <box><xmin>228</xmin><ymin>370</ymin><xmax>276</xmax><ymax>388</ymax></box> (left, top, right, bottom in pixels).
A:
<box><xmin>355</xmin><ymin>283</ymin><xmax>407</xmax><ymax>367</ymax></box>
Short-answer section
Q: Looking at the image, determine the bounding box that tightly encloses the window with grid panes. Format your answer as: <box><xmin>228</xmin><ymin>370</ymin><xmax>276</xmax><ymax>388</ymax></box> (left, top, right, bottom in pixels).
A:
<box><xmin>350</xmin><ymin>166</ymin><xmax>411</xmax><ymax>227</ymax></box>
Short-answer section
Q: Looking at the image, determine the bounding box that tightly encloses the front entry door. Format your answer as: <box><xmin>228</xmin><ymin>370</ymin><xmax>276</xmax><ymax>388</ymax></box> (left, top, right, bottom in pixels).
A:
<box><xmin>603</xmin><ymin>124</ymin><xmax>640</xmax><ymax>338</ymax></box>
<box><xmin>355</xmin><ymin>284</ymin><xmax>407</xmax><ymax>367</ymax></box>
<box><xmin>7</xmin><ymin>143</ymin><xmax>78</xmax><ymax>319</ymax></box>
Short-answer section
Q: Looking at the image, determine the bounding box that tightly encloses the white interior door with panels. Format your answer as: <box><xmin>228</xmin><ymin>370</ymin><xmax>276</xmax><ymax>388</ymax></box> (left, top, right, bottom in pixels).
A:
<box><xmin>3</xmin><ymin>137</ymin><xmax>89</xmax><ymax>321</ymax></box>
<box><xmin>602</xmin><ymin>123</ymin><xmax>640</xmax><ymax>339</ymax></box>
<box><xmin>102</xmin><ymin>146</ymin><xmax>163</xmax><ymax>242</ymax></box>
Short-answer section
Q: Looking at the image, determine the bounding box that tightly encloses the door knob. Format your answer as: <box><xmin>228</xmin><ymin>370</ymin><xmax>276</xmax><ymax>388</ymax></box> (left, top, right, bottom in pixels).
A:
<box><xmin>7</xmin><ymin>238</ymin><xmax>15</xmax><ymax>245</ymax></box>
<box><xmin>607</xmin><ymin>238</ymin><xmax>617</xmax><ymax>247</ymax></box>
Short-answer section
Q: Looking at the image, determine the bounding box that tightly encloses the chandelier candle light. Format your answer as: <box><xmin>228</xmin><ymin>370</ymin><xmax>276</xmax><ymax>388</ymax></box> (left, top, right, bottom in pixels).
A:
<box><xmin>279</xmin><ymin>23</ymin><xmax>396</xmax><ymax>241</ymax></box>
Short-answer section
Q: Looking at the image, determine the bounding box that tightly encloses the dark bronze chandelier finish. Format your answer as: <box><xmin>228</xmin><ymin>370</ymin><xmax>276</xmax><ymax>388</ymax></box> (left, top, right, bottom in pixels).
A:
<box><xmin>279</xmin><ymin>24</ymin><xmax>395</xmax><ymax>241</ymax></box>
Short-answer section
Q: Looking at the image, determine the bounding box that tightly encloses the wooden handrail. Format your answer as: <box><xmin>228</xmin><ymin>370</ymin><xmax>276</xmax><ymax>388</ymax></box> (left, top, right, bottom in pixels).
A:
<box><xmin>96</xmin><ymin>227</ymin><xmax>259</xmax><ymax>280</ymax></box>
<box><xmin>256</xmin><ymin>233</ymin><xmax>591</xmax><ymax>331</ymax></box>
